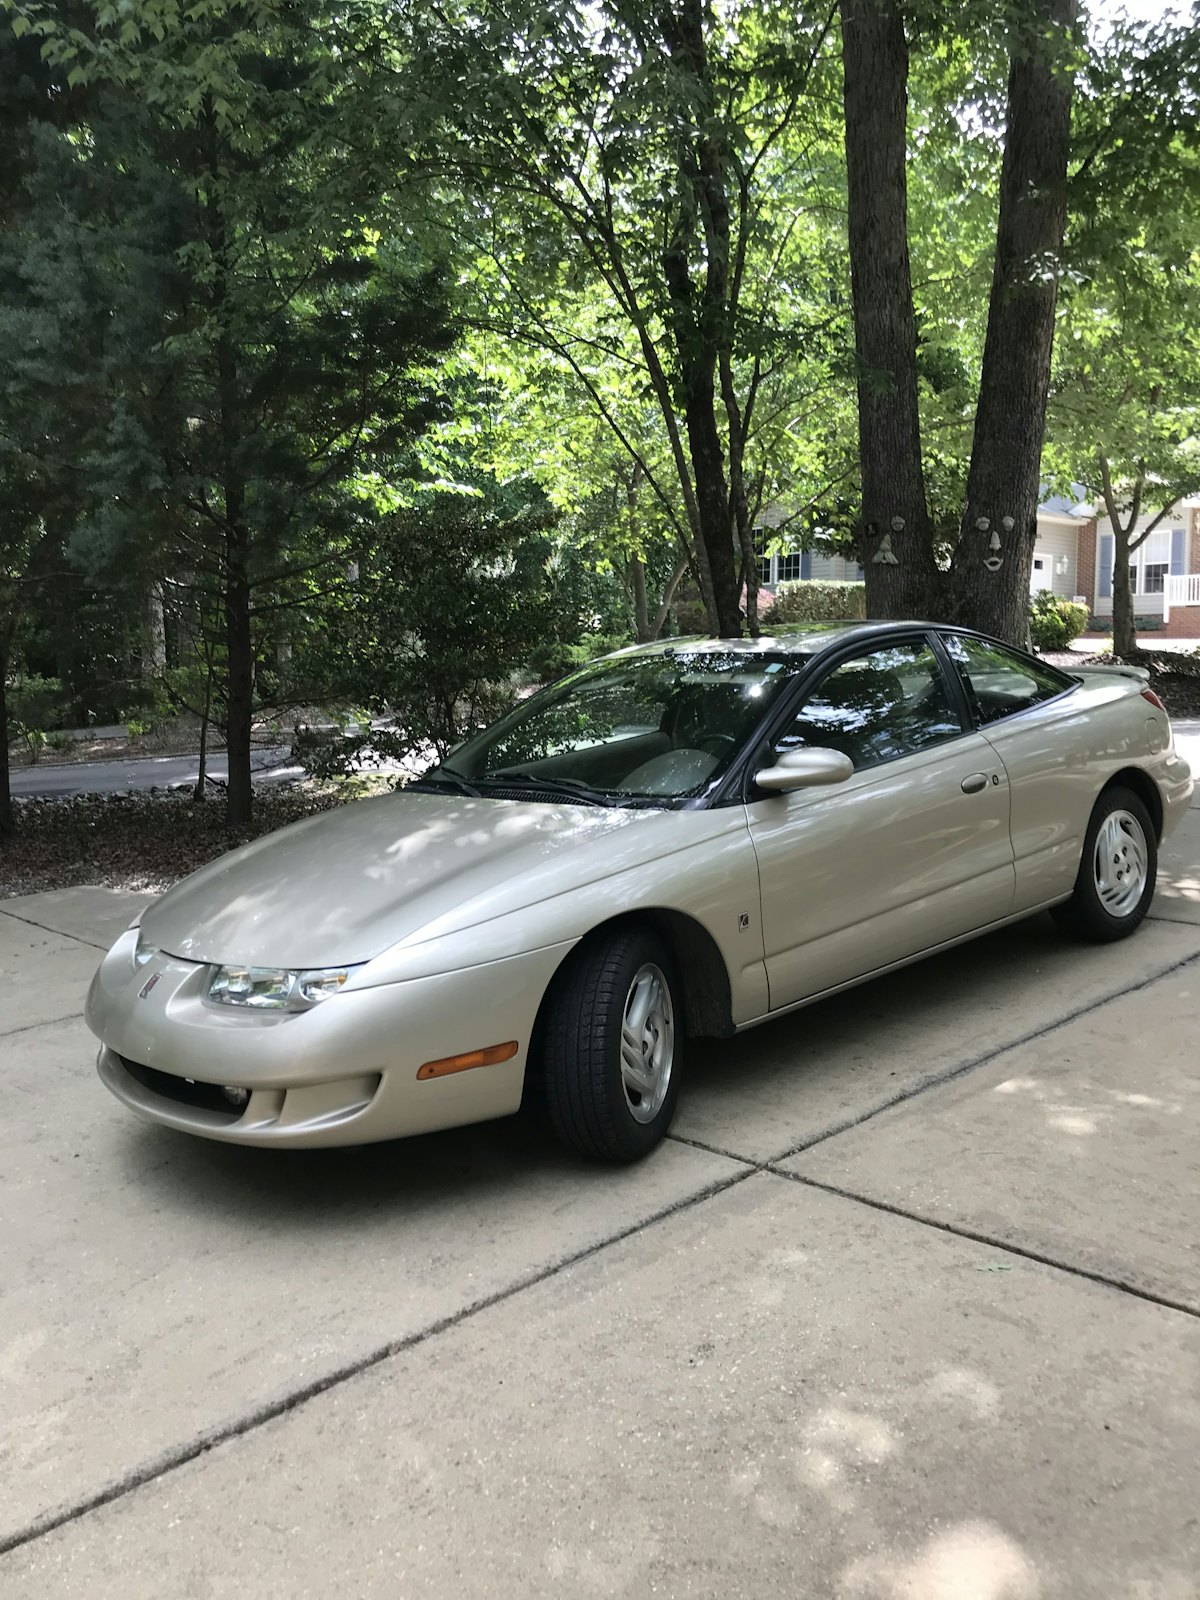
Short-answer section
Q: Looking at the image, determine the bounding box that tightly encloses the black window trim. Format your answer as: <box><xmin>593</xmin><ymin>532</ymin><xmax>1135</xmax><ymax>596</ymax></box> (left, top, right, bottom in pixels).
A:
<box><xmin>932</xmin><ymin>626</ymin><xmax>1078</xmax><ymax>732</ymax></box>
<box><xmin>718</xmin><ymin>626</ymin><xmax>974</xmax><ymax>804</ymax></box>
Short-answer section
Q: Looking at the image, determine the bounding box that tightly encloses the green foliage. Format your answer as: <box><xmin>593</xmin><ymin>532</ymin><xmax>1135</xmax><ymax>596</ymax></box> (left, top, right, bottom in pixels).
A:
<box><xmin>297</xmin><ymin>479</ymin><xmax>579</xmax><ymax>768</ymax></box>
<box><xmin>7</xmin><ymin>673</ymin><xmax>67</xmax><ymax>735</ymax></box>
<box><xmin>1029</xmin><ymin>591</ymin><xmax>1089</xmax><ymax>652</ymax></box>
<box><xmin>526</xmin><ymin>633</ymin><xmax>631</xmax><ymax>685</ymax></box>
<box><xmin>766</xmin><ymin>581</ymin><xmax>867</xmax><ymax>625</ymax></box>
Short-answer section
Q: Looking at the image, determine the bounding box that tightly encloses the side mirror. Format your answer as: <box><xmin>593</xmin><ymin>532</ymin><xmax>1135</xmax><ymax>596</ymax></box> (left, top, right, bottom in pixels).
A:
<box><xmin>754</xmin><ymin>747</ymin><xmax>854</xmax><ymax>793</ymax></box>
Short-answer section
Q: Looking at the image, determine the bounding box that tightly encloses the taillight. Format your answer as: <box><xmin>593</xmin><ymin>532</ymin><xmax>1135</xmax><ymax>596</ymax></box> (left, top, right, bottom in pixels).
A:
<box><xmin>1141</xmin><ymin>687</ymin><xmax>1167</xmax><ymax>711</ymax></box>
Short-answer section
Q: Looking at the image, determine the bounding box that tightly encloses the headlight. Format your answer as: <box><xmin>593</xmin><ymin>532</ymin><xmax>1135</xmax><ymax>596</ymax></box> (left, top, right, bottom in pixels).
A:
<box><xmin>133</xmin><ymin>933</ymin><xmax>157</xmax><ymax>969</ymax></box>
<box><xmin>206</xmin><ymin>965</ymin><xmax>358</xmax><ymax>1010</ymax></box>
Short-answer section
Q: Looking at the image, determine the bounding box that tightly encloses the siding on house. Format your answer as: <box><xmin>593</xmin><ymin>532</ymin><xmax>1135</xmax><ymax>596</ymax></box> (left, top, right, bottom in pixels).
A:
<box><xmin>1031</xmin><ymin>515</ymin><xmax>1082</xmax><ymax>600</ymax></box>
<box><xmin>1087</xmin><ymin>502</ymin><xmax>1195</xmax><ymax>620</ymax></box>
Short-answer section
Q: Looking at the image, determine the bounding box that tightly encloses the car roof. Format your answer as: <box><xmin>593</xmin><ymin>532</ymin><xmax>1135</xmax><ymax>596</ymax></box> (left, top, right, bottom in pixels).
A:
<box><xmin>612</xmin><ymin>620</ymin><xmax>944</xmax><ymax>661</ymax></box>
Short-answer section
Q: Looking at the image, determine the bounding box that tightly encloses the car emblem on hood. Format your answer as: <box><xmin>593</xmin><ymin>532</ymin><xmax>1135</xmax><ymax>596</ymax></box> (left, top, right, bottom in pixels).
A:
<box><xmin>139</xmin><ymin>973</ymin><xmax>161</xmax><ymax>998</ymax></box>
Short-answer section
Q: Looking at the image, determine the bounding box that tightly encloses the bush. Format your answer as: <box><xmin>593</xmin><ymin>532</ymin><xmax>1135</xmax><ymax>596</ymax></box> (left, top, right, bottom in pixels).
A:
<box><xmin>526</xmin><ymin>633</ymin><xmax>630</xmax><ymax>684</ymax></box>
<box><xmin>767</xmin><ymin>580</ymin><xmax>867</xmax><ymax>625</ymax></box>
<box><xmin>8</xmin><ymin>674</ymin><xmax>68</xmax><ymax>735</ymax></box>
<box><xmin>1029</xmin><ymin>590</ymin><xmax>1089</xmax><ymax>652</ymax></box>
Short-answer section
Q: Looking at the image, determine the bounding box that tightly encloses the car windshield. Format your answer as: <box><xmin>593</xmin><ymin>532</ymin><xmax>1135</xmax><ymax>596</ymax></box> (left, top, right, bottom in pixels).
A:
<box><xmin>420</xmin><ymin>649</ymin><xmax>810</xmax><ymax>805</ymax></box>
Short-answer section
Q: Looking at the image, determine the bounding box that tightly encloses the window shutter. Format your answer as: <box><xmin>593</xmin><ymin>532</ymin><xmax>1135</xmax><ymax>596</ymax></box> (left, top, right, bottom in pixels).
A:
<box><xmin>1170</xmin><ymin>527</ymin><xmax>1186</xmax><ymax>575</ymax></box>
<box><xmin>801</xmin><ymin>551</ymin><xmax>812</xmax><ymax>579</ymax></box>
<box><xmin>1098</xmin><ymin>534</ymin><xmax>1113</xmax><ymax>598</ymax></box>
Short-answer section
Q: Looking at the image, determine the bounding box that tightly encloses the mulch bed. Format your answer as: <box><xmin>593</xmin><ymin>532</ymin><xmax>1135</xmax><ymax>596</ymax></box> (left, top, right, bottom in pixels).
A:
<box><xmin>0</xmin><ymin>781</ymin><xmax>381</xmax><ymax>901</ymax></box>
<box><xmin>1041</xmin><ymin>648</ymin><xmax>1200</xmax><ymax>719</ymax></box>
<box><xmin>1119</xmin><ymin>649</ymin><xmax>1200</xmax><ymax>720</ymax></box>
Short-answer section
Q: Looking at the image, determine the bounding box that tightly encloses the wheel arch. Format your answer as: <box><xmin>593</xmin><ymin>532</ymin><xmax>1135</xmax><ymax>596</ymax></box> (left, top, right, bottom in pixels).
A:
<box><xmin>532</xmin><ymin>908</ymin><xmax>737</xmax><ymax>1049</ymax></box>
<box><xmin>1102</xmin><ymin>766</ymin><xmax>1164</xmax><ymax>840</ymax></box>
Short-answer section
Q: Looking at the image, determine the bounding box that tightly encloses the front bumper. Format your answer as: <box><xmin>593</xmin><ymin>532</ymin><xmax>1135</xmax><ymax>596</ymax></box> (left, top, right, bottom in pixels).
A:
<box><xmin>86</xmin><ymin>930</ymin><xmax>576</xmax><ymax>1147</ymax></box>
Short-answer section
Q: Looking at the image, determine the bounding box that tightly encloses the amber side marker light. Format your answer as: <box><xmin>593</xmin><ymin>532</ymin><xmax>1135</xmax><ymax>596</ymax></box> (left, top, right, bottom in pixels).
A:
<box><xmin>1141</xmin><ymin>687</ymin><xmax>1168</xmax><ymax>711</ymax></box>
<box><xmin>416</xmin><ymin>1041</ymin><xmax>519</xmax><ymax>1081</ymax></box>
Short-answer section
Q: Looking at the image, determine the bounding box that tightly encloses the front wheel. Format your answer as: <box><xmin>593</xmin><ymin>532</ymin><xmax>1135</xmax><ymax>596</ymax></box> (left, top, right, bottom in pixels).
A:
<box><xmin>1052</xmin><ymin>785</ymin><xmax>1157</xmax><ymax>943</ymax></box>
<box><xmin>539</xmin><ymin>927</ymin><xmax>683</xmax><ymax>1162</ymax></box>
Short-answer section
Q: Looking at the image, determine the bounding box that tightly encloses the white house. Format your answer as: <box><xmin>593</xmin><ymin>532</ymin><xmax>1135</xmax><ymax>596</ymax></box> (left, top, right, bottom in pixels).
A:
<box><xmin>754</xmin><ymin>494</ymin><xmax>1200</xmax><ymax>637</ymax></box>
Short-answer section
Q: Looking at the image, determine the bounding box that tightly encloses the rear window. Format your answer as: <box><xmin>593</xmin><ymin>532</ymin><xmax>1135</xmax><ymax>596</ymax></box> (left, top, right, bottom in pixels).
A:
<box><xmin>943</xmin><ymin>635</ymin><xmax>1072</xmax><ymax>725</ymax></box>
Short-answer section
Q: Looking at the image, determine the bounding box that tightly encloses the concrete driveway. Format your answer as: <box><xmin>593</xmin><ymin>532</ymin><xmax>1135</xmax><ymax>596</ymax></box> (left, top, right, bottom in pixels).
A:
<box><xmin>1</xmin><ymin>809</ymin><xmax>1198</xmax><ymax>1595</ymax></box>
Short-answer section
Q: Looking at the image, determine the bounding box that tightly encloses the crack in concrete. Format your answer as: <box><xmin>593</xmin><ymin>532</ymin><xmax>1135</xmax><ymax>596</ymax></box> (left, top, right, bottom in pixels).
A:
<box><xmin>767</xmin><ymin>944</ymin><xmax>1200</xmax><ymax>1162</ymax></box>
<box><xmin>0</xmin><ymin>1012</ymin><xmax>85</xmax><ymax>1042</ymax></box>
<box><xmin>771</xmin><ymin>1168</ymin><xmax>1200</xmax><ymax>1321</ymax></box>
<box><xmin>3</xmin><ymin>930</ymin><xmax>1197</xmax><ymax>1561</ymax></box>
<box><xmin>0</xmin><ymin>907</ymin><xmax>109</xmax><ymax>953</ymax></box>
<box><xmin>0</xmin><ymin>1160</ymin><xmax>756</xmax><ymax>1561</ymax></box>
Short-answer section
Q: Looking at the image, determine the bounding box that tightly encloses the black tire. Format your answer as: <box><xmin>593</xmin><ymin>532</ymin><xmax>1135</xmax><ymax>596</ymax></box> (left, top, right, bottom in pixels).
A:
<box><xmin>539</xmin><ymin>926</ymin><xmax>683</xmax><ymax>1162</ymax></box>
<box><xmin>1051</xmin><ymin>784</ymin><xmax>1157</xmax><ymax>943</ymax></box>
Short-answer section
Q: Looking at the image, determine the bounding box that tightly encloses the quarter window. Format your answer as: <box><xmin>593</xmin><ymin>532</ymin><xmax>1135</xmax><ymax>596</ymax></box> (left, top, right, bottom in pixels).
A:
<box><xmin>943</xmin><ymin>634</ymin><xmax>1071</xmax><ymax>725</ymax></box>
<box><xmin>774</xmin><ymin>641</ymin><xmax>963</xmax><ymax>773</ymax></box>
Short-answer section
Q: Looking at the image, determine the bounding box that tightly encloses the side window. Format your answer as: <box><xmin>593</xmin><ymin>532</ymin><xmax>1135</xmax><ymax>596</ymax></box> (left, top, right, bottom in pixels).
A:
<box><xmin>774</xmin><ymin>641</ymin><xmax>963</xmax><ymax>773</ymax></box>
<box><xmin>943</xmin><ymin>634</ymin><xmax>1072</xmax><ymax>725</ymax></box>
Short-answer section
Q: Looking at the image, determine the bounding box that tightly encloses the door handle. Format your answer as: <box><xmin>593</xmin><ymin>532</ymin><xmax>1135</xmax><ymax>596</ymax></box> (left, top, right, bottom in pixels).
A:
<box><xmin>961</xmin><ymin>773</ymin><xmax>988</xmax><ymax>794</ymax></box>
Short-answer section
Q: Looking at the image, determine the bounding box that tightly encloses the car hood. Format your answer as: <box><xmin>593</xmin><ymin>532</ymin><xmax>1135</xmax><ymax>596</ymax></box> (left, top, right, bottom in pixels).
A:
<box><xmin>140</xmin><ymin>791</ymin><xmax>657</xmax><ymax>968</ymax></box>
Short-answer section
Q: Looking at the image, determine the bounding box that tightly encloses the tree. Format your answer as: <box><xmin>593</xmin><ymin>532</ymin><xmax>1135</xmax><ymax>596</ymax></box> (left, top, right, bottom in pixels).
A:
<box><xmin>839</xmin><ymin>0</ymin><xmax>1078</xmax><ymax>641</ymax></box>
<box><xmin>1047</xmin><ymin>11</ymin><xmax>1200</xmax><ymax>654</ymax></box>
<box><xmin>0</xmin><ymin>23</ymin><xmax>93</xmax><ymax>834</ymax></box>
<box><xmin>948</xmin><ymin>0</ymin><xmax>1078</xmax><ymax>640</ymax></box>
<box><xmin>296</xmin><ymin>479</ymin><xmax>571</xmax><ymax>769</ymax></box>
<box><xmin>399</xmin><ymin>0</ymin><xmax>845</xmax><ymax>637</ymax></box>
<box><xmin>839</xmin><ymin>0</ymin><xmax>938</xmax><ymax>618</ymax></box>
<box><xmin>4</xmin><ymin>0</ymin><xmax>456</xmax><ymax>823</ymax></box>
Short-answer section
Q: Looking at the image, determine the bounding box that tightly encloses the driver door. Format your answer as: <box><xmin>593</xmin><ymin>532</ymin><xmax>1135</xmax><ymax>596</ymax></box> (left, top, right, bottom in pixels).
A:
<box><xmin>745</xmin><ymin>635</ymin><xmax>1016</xmax><ymax>1010</ymax></box>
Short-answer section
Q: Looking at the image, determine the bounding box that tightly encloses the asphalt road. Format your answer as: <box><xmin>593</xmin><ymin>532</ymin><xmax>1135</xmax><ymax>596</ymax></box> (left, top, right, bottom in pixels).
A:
<box><xmin>9</xmin><ymin>745</ymin><xmax>304</xmax><ymax>798</ymax></box>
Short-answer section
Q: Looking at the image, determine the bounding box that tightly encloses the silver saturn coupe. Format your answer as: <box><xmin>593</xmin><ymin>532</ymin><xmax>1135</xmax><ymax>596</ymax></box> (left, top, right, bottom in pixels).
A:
<box><xmin>87</xmin><ymin>622</ymin><xmax>1192</xmax><ymax>1161</ymax></box>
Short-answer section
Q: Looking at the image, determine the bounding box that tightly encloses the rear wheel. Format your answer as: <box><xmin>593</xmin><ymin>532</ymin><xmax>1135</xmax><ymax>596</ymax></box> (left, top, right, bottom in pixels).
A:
<box><xmin>540</xmin><ymin>927</ymin><xmax>683</xmax><ymax>1162</ymax></box>
<box><xmin>1051</xmin><ymin>785</ymin><xmax>1156</xmax><ymax>943</ymax></box>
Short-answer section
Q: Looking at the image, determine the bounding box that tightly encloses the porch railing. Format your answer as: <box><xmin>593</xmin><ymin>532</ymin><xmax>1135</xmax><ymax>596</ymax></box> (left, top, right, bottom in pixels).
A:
<box><xmin>1163</xmin><ymin>574</ymin><xmax>1200</xmax><ymax>624</ymax></box>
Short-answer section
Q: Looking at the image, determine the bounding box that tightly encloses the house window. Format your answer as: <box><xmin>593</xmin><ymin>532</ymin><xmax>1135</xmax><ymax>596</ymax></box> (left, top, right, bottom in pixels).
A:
<box><xmin>753</xmin><ymin>531</ymin><xmax>808</xmax><ymax>586</ymax></box>
<box><xmin>1143</xmin><ymin>562</ymin><xmax>1168</xmax><ymax>595</ymax></box>
<box><xmin>1114</xmin><ymin>529</ymin><xmax>1172</xmax><ymax>596</ymax></box>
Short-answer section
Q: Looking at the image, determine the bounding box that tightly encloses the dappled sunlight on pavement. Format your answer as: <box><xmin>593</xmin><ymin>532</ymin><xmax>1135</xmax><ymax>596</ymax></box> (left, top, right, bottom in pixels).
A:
<box><xmin>842</xmin><ymin>1521</ymin><xmax>1041</xmax><ymax>1600</ymax></box>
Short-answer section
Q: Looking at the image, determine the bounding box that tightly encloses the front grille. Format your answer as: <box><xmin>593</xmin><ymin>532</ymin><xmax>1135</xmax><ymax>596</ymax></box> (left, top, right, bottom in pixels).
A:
<box><xmin>117</xmin><ymin>1056</ymin><xmax>243</xmax><ymax>1122</ymax></box>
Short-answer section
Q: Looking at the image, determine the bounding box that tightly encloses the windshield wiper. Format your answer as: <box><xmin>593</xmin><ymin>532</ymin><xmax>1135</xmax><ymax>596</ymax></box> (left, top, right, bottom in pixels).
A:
<box><xmin>479</xmin><ymin>771</ymin><xmax>616</xmax><ymax>808</ymax></box>
<box><xmin>406</xmin><ymin>768</ymin><xmax>481</xmax><ymax>798</ymax></box>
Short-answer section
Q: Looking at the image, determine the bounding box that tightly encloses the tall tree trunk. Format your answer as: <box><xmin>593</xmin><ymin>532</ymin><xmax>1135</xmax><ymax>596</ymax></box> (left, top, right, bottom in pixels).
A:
<box><xmin>224</xmin><ymin>517</ymin><xmax>253</xmax><ymax>826</ymax></box>
<box><xmin>950</xmin><ymin>0</ymin><xmax>1078</xmax><ymax>643</ymax></box>
<box><xmin>1098</xmin><ymin>454</ymin><xmax>1144</xmax><ymax>658</ymax></box>
<box><xmin>192</xmin><ymin>642</ymin><xmax>213</xmax><ymax>804</ymax></box>
<box><xmin>684</xmin><ymin>387</ymin><xmax>742</xmax><ymax>636</ymax></box>
<box><xmin>651</xmin><ymin>555</ymin><xmax>691</xmax><ymax>640</ymax></box>
<box><xmin>630</xmin><ymin>555</ymin><xmax>652</xmax><ymax>643</ymax></box>
<box><xmin>840</xmin><ymin>0</ymin><xmax>939</xmax><ymax>619</ymax></box>
<box><xmin>142</xmin><ymin>581</ymin><xmax>167</xmax><ymax>676</ymax></box>
<box><xmin>1110</xmin><ymin>538</ymin><xmax>1136</xmax><ymax>657</ymax></box>
<box><xmin>660</xmin><ymin>0</ymin><xmax>743</xmax><ymax>639</ymax></box>
<box><xmin>0</xmin><ymin>627</ymin><xmax>13</xmax><ymax>838</ymax></box>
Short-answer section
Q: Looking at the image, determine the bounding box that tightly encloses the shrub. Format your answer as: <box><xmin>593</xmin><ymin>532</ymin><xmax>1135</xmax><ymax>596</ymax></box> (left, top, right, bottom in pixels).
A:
<box><xmin>1029</xmin><ymin>590</ymin><xmax>1089</xmax><ymax>652</ymax></box>
<box><xmin>767</xmin><ymin>580</ymin><xmax>867</xmax><ymax>625</ymax></box>
<box><xmin>527</xmin><ymin>633</ymin><xmax>630</xmax><ymax>684</ymax></box>
<box><xmin>8</xmin><ymin>674</ymin><xmax>68</xmax><ymax>734</ymax></box>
